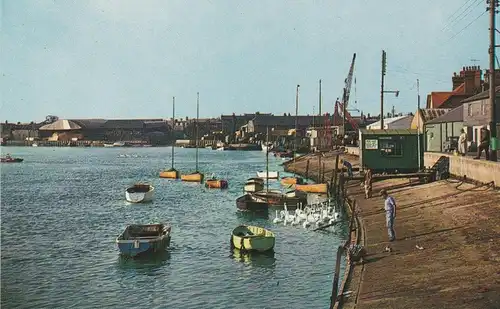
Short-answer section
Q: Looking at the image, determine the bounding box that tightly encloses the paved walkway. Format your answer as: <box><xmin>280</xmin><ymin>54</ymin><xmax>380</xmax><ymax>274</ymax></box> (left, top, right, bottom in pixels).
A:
<box><xmin>342</xmin><ymin>178</ymin><xmax>500</xmax><ymax>309</ymax></box>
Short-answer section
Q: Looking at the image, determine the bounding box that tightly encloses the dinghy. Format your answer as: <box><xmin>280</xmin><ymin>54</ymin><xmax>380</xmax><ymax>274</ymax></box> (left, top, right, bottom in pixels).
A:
<box><xmin>280</xmin><ymin>176</ymin><xmax>305</xmax><ymax>186</ymax></box>
<box><xmin>160</xmin><ymin>97</ymin><xmax>180</xmax><ymax>179</ymax></box>
<box><xmin>236</xmin><ymin>194</ymin><xmax>269</xmax><ymax>212</ymax></box>
<box><xmin>244</xmin><ymin>178</ymin><xmax>264</xmax><ymax>193</ymax></box>
<box><xmin>1</xmin><ymin>155</ymin><xmax>24</xmax><ymax>163</ymax></box>
<box><xmin>181</xmin><ymin>92</ymin><xmax>205</xmax><ymax>184</ymax></box>
<box><xmin>231</xmin><ymin>225</ymin><xmax>275</xmax><ymax>252</ymax></box>
<box><xmin>116</xmin><ymin>224</ymin><xmax>171</xmax><ymax>257</ymax></box>
<box><xmin>256</xmin><ymin>171</ymin><xmax>279</xmax><ymax>179</ymax></box>
<box><xmin>181</xmin><ymin>171</ymin><xmax>204</xmax><ymax>183</ymax></box>
<box><xmin>205</xmin><ymin>175</ymin><xmax>229</xmax><ymax>189</ymax></box>
<box><xmin>125</xmin><ymin>184</ymin><xmax>155</xmax><ymax>203</ymax></box>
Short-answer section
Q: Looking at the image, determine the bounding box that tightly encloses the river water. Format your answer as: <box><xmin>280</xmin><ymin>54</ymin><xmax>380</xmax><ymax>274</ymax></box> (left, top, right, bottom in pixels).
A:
<box><xmin>1</xmin><ymin>147</ymin><xmax>348</xmax><ymax>309</ymax></box>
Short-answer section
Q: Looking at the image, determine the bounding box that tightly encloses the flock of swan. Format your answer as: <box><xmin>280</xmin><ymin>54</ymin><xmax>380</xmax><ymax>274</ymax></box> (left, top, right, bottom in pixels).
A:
<box><xmin>272</xmin><ymin>200</ymin><xmax>341</xmax><ymax>229</ymax></box>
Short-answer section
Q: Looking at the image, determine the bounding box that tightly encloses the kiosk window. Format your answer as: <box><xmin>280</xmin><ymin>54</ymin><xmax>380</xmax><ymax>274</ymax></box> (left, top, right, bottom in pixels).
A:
<box><xmin>380</xmin><ymin>140</ymin><xmax>403</xmax><ymax>156</ymax></box>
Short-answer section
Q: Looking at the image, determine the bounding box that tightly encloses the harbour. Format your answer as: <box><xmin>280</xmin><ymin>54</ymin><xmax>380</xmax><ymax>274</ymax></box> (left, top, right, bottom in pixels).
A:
<box><xmin>0</xmin><ymin>147</ymin><xmax>349</xmax><ymax>309</ymax></box>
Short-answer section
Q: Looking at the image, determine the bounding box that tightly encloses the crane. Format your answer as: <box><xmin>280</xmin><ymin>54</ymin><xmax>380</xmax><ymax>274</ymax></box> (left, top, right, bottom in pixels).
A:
<box><xmin>337</xmin><ymin>53</ymin><xmax>358</xmax><ymax>132</ymax></box>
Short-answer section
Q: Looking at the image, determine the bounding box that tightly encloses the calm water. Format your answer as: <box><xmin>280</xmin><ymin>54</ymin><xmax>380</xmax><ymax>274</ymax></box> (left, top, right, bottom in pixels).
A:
<box><xmin>1</xmin><ymin>147</ymin><xmax>348</xmax><ymax>309</ymax></box>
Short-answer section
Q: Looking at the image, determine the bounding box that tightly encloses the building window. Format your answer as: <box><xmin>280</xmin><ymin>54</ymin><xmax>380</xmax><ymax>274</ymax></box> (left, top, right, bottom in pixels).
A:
<box><xmin>379</xmin><ymin>139</ymin><xmax>403</xmax><ymax>157</ymax></box>
<box><xmin>481</xmin><ymin>102</ymin><xmax>486</xmax><ymax>115</ymax></box>
<box><xmin>468</xmin><ymin>104</ymin><xmax>472</xmax><ymax>116</ymax></box>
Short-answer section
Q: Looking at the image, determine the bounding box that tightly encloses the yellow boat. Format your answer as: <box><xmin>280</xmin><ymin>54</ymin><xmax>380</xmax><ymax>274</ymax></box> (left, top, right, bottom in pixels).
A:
<box><xmin>159</xmin><ymin>168</ymin><xmax>179</xmax><ymax>179</ymax></box>
<box><xmin>231</xmin><ymin>225</ymin><xmax>275</xmax><ymax>252</ymax></box>
<box><xmin>295</xmin><ymin>183</ymin><xmax>328</xmax><ymax>194</ymax></box>
<box><xmin>181</xmin><ymin>171</ymin><xmax>204</xmax><ymax>183</ymax></box>
<box><xmin>280</xmin><ymin>176</ymin><xmax>305</xmax><ymax>186</ymax></box>
<box><xmin>205</xmin><ymin>178</ymin><xmax>228</xmax><ymax>189</ymax></box>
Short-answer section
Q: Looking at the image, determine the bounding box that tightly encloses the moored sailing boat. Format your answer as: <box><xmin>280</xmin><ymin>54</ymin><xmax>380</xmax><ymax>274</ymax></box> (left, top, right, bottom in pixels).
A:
<box><xmin>181</xmin><ymin>92</ymin><xmax>204</xmax><ymax>183</ymax></box>
<box><xmin>160</xmin><ymin>96</ymin><xmax>180</xmax><ymax>179</ymax></box>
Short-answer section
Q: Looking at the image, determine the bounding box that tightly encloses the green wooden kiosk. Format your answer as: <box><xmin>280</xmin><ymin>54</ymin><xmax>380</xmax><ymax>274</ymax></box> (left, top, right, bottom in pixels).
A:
<box><xmin>359</xmin><ymin>129</ymin><xmax>424</xmax><ymax>174</ymax></box>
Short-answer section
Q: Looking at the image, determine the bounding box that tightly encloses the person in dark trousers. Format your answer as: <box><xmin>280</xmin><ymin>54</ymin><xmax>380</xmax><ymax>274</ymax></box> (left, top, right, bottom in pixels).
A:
<box><xmin>380</xmin><ymin>189</ymin><xmax>396</xmax><ymax>242</ymax></box>
<box><xmin>340</xmin><ymin>159</ymin><xmax>353</xmax><ymax>177</ymax></box>
<box><xmin>474</xmin><ymin>126</ymin><xmax>490</xmax><ymax>160</ymax></box>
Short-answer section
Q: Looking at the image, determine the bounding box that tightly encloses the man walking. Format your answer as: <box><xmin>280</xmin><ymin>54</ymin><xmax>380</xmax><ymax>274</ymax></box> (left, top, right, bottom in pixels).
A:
<box><xmin>380</xmin><ymin>189</ymin><xmax>396</xmax><ymax>242</ymax></box>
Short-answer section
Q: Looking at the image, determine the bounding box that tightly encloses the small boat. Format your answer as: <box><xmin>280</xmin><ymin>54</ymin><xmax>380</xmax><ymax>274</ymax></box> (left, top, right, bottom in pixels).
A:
<box><xmin>280</xmin><ymin>176</ymin><xmax>305</xmax><ymax>186</ymax></box>
<box><xmin>231</xmin><ymin>225</ymin><xmax>275</xmax><ymax>252</ymax></box>
<box><xmin>256</xmin><ymin>171</ymin><xmax>279</xmax><ymax>179</ymax></box>
<box><xmin>125</xmin><ymin>184</ymin><xmax>155</xmax><ymax>203</ymax></box>
<box><xmin>181</xmin><ymin>171</ymin><xmax>204</xmax><ymax>183</ymax></box>
<box><xmin>103</xmin><ymin>143</ymin><xmax>114</xmax><ymax>147</ymax></box>
<box><xmin>1</xmin><ymin>156</ymin><xmax>24</xmax><ymax>163</ymax></box>
<box><xmin>159</xmin><ymin>168</ymin><xmax>179</xmax><ymax>179</ymax></box>
<box><xmin>116</xmin><ymin>224</ymin><xmax>171</xmax><ymax>257</ymax></box>
<box><xmin>113</xmin><ymin>141</ymin><xmax>126</xmax><ymax>147</ymax></box>
<box><xmin>251</xmin><ymin>190</ymin><xmax>307</xmax><ymax>209</ymax></box>
<box><xmin>216</xmin><ymin>147</ymin><xmax>225</xmax><ymax>151</ymax></box>
<box><xmin>295</xmin><ymin>183</ymin><xmax>328</xmax><ymax>194</ymax></box>
<box><xmin>261</xmin><ymin>143</ymin><xmax>273</xmax><ymax>152</ymax></box>
<box><xmin>181</xmin><ymin>92</ymin><xmax>204</xmax><ymax>184</ymax></box>
<box><xmin>205</xmin><ymin>176</ymin><xmax>229</xmax><ymax>189</ymax></box>
<box><xmin>244</xmin><ymin>178</ymin><xmax>264</xmax><ymax>193</ymax></box>
<box><xmin>236</xmin><ymin>194</ymin><xmax>269</xmax><ymax>212</ymax></box>
<box><xmin>32</xmin><ymin>143</ymin><xmax>38</xmax><ymax>147</ymax></box>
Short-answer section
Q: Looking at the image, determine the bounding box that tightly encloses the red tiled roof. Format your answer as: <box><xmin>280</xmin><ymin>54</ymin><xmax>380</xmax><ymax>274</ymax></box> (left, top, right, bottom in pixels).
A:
<box><xmin>427</xmin><ymin>83</ymin><xmax>465</xmax><ymax>108</ymax></box>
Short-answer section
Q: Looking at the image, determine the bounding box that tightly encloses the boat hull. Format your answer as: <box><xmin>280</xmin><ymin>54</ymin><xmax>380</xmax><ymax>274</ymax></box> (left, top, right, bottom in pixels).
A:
<box><xmin>181</xmin><ymin>172</ymin><xmax>204</xmax><ymax>183</ymax></box>
<box><xmin>159</xmin><ymin>169</ymin><xmax>179</xmax><ymax>179</ymax></box>
<box><xmin>280</xmin><ymin>176</ymin><xmax>305</xmax><ymax>186</ymax></box>
<box><xmin>251</xmin><ymin>191</ymin><xmax>307</xmax><ymax>209</ymax></box>
<box><xmin>125</xmin><ymin>185</ymin><xmax>155</xmax><ymax>203</ymax></box>
<box><xmin>295</xmin><ymin>183</ymin><xmax>328</xmax><ymax>194</ymax></box>
<box><xmin>1</xmin><ymin>158</ymin><xmax>24</xmax><ymax>163</ymax></box>
<box><xmin>236</xmin><ymin>194</ymin><xmax>269</xmax><ymax>212</ymax></box>
<box><xmin>256</xmin><ymin>171</ymin><xmax>279</xmax><ymax>179</ymax></box>
<box><xmin>205</xmin><ymin>179</ymin><xmax>229</xmax><ymax>189</ymax></box>
<box><xmin>116</xmin><ymin>224</ymin><xmax>171</xmax><ymax>257</ymax></box>
<box><xmin>231</xmin><ymin>225</ymin><xmax>275</xmax><ymax>252</ymax></box>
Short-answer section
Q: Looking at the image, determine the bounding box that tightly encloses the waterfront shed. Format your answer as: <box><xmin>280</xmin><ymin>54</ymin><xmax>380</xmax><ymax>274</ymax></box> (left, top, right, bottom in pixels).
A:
<box><xmin>359</xmin><ymin>128</ymin><xmax>424</xmax><ymax>173</ymax></box>
<box><xmin>424</xmin><ymin>105</ymin><xmax>464</xmax><ymax>152</ymax></box>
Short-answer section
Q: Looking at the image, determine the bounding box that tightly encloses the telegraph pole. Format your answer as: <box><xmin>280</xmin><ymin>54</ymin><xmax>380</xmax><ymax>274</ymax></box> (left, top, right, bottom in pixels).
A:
<box><xmin>488</xmin><ymin>0</ymin><xmax>498</xmax><ymax>161</ymax></box>
<box><xmin>417</xmin><ymin>79</ymin><xmax>422</xmax><ymax>170</ymax></box>
<box><xmin>380</xmin><ymin>50</ymin><xmax>387</xmax><ymax>129</ymax></box>
<box><xmin>319</xmin><ymin>79</ymin><xmax>322</xmax><ymax>117</ymax></box>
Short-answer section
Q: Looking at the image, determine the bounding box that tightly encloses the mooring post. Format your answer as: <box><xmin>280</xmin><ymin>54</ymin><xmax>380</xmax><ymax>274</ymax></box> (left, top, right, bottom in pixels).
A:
<box><xmin>322</xmin><ymin>162</ymin><xmax>326</xmax><ymax>183</ymax></box>
<box><xmin>305</xmin><ymin>159</ymin><xmax>310</xmax><ymax>179</ymax></box>
<box><xmin>332</xmin><ymin>154</ymin><xmax>339</xmax><ymax>194</ymax></box>
<box><xmin>318</xmin><ymin>155</ymin><xmax>322</xmax><ymax>182</ymax></box>
<box><xmin>329</xmin><ymin>245</ymin><xmax>345</xmax><ymax>309</ymax></box>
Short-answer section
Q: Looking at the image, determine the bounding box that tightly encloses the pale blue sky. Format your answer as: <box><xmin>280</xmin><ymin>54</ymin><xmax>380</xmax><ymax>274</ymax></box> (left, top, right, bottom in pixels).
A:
<box><xmin>1</xmin><ymin>0</ymin><xmax>492</xmax><ymax>122</ymax></box>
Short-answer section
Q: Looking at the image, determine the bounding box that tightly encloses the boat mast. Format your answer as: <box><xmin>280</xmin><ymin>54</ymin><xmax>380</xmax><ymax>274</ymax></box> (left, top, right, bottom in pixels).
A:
<box><xmin>171</xmin><ymin>96</ymin><xmax>175</xmax><ymax>169</ymax></box>
<box><xmin>266</xmin><ymin>126</ymin><xmax>269</xmax><ymax>193</ymax></box>
<box><xmin>294</xmin><ymin>84</ymin><xmax>300</xmax><ymax>175</ymax></box>
<box><xmin>196</xmin><ymin>92</ymin><xmax>199</xmax><ymax>172</ymax></box>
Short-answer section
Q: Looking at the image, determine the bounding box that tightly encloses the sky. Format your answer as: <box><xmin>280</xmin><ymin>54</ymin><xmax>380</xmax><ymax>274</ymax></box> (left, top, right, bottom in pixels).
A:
<box><xmin>1</xmin><ymin>0</ymin><xmax>493</xmax><ymax>122</ymax></box>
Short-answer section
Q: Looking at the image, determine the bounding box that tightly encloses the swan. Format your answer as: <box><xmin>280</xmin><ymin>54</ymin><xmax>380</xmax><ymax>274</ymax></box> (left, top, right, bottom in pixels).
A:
<box><xmin>273</xmin><ymin>210</ymin><xmax>283</xmax><ymax>224</ymax></box>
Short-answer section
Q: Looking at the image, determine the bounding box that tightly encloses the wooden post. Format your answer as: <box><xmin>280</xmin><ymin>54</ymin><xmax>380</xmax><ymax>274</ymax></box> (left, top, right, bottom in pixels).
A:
<box><xmin>329</xmin><ymin>245</ymin><xmax>345</xmax><ymax>309</ymax></box>
<box><xmin>318</xmin><ymin>155</ymin><xmax>322</xmax><ymax>183</ymax></box>
<box><xmin>332</xmin><ymin>154</ymin><xmax>339</xmax><ymax>194</ymax></box>
<box><xmin>305</xmin><ymin>159</ymin><xmax>310</xmax><ymax>179</ymax></box>
<box><xmin>322</xmin><ymin>162</ymin><xmax>326</xmax><ymax>183</ymax></box>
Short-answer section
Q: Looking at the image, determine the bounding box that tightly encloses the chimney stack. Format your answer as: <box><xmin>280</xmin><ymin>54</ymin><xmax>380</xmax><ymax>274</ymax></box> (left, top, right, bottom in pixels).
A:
<box><xmin>452</xmin><ymin>69</ymin><xmax>465</xmax><ymax>90</ymax></box>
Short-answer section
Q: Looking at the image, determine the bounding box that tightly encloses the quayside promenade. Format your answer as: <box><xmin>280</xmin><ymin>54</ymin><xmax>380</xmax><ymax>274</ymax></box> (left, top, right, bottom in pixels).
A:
<box><xmin>285</xmin><ymin>152</ymin><xmax>500</xmax><ymax>309</ymax></box>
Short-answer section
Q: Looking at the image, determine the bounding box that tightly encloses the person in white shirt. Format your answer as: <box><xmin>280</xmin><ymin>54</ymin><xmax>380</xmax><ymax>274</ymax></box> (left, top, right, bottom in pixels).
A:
<box><xmin>458</xmin><ymin>129</ymin><xmax>467</xmax><ymax>156</ymax></box>
<box><xmin>380</xmin><ymin>189</ymin><xmax>396</xmax><ymax>242</ymax></box>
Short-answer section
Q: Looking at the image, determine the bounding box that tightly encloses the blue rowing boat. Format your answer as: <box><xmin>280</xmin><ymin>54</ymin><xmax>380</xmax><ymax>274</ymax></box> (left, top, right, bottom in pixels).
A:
<box><xmin>116</xmin><ymin>224</ymin><xmax>171</xmax><ymax>257</ymax></box>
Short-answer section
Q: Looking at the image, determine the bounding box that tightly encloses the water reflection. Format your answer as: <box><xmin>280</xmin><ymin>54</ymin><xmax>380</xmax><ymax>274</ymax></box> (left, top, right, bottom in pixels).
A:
<box><xmin>117</xmin><ymin>250</ymin><xmax>171</xmax><ymax>270</ymax></box>
<box><xmin>231</xmin><ymin>248</ymin><xmax>276</xmax><ymax>269</ymax></box>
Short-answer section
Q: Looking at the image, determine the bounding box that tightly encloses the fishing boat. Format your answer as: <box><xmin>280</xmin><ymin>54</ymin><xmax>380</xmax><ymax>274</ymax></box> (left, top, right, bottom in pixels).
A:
<box><xmin>181</xmin><ymin>92</ymin><xmax>205</xmax><ymax>183</ymax></box>
<box><xmin>205</xmin><ymin>175</ymin><xmax>229</xmax><ymax>189</ymax></box>
<box><xmin>295</xmin><ymin>183</ymin><xmax>328</xmax><ymax>194</ymax></box>
<box><xmin>125</xmin><ymin>184</ymin><xmax>155</xmax><ymax>203</ymax></box>
<box><xmin>160</xmin><ymin>97</ymin><xmax>180</xmax><ymax>179</ymax></box>
<box><xmin>116</xmin><ymin>224</ymin><xmax>171</xmax><ymax>257</ymax></box>
<box><xmin>280</xmin><ymin>176</ymin><xmax>305</xmax><ymax>186</ymax></box>
<box><xmin>256</xmin><ymin>171</ymin><xmax>279</xmax><ymax>179</ymax></box>
<box><xmin>244</xmin><ymin>177</ymin><xmax>264</xmax><ymax>193</ymax></box>
<box><xmin>236</xmin><ymin>194</ymin><xmax>269</xmax><ymax>212</ymax></box>
<box><xmin>1</xmin><ymin>155</ymin><xmax>24</xmax><ymax>163</ymax></box>
<box><xmin>251</xmin><ymin>190</ymin><xmax>307</xmax><ymax>210</ymax></box>
<box><xmin>231</xmin><ymin>225</ymin><xmax>275</xmax><ymax>252</ymax></box>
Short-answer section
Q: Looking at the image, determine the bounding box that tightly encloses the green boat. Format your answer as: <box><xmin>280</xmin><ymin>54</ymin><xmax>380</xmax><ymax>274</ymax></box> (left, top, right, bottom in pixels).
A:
<box><xmin>231</xmin><ymin>225</ymin><xmax>275</xmax><ymax>252</ymax></box>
